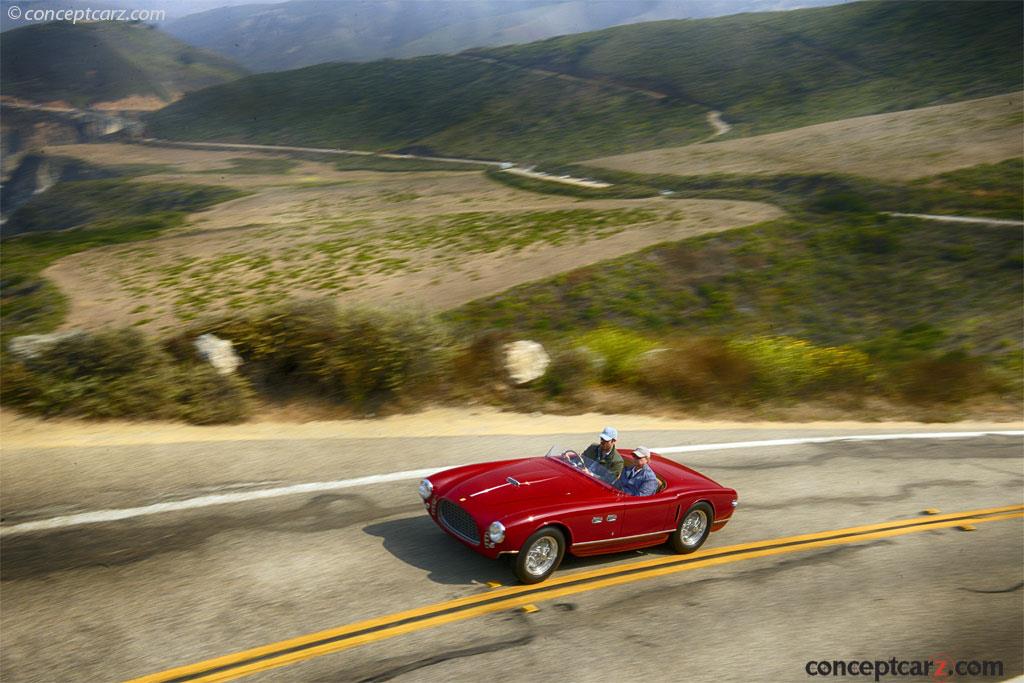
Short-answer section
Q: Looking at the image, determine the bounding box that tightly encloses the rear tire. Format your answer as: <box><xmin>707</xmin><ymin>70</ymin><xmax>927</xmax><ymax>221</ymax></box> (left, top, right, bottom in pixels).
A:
<box><xmin>514</xmin><ymin>527</ymin><xmax>566</xmax><ymax>584</ymax></box>
<box><xmin>670</xmin><ymin>502</ymin><xmax>713</xmax><ymax>554</ymax></box>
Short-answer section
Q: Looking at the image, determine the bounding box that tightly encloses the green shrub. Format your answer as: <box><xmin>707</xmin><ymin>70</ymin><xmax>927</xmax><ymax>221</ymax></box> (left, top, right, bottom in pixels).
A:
<box><xmin>847</xmin><ymin>225</ymin><xmax>901</xmax><ymax>255</ymax></box>
<box><xmin>4</xmin><ymin>179</ymin><xmax>243</xmax><ymax>235</ymax></box>
<box><xmin>0</xmin><ymin>360</ymin><xmax>43</xmax><ymax>406</ymax></box>
<box><xmin>989</xmin><ymin>349</ymin><xmax>1024</xmax><ymax>400</ymax></box>
<box><xmin>573</xmin><ymin>327</ymin><xmax>658</xmax><ymax>383</ymax></box>
<box><xmin>727</xmin><ymin>336</ymin><xmax>874</xmax><ymax>398</ymax></box>
<box><xmin>174</xmin><ymin>366</ymin><xmax>254</xmax><ymax>424</ymax></box>
<box><xmin>1</xmin><ymin>328</ymin><xmax>254</xmax><ymax>423</ymax></box>
<box><xmin>194</xmin><ymin>301</ymin><xmax>454</xmax><ymax>408</ymax></box>
<box><xmin>808</xmin><ymin>191</ymin><xmax>872</xmax><ymax>214</ymax></box>
<box><xmin>860</xmin><ymin>324</ymin><xmax>947</xmax><ymax>363</ymax></box>
<box><xmin>28</xmin><ymin>329</ymin><xmax>155</xmax><ymax>379</ymax></box>
<box><xmin>541</xmin><ymin>346</ymin><xmax>599</xmax><ymax>397</ymax></box>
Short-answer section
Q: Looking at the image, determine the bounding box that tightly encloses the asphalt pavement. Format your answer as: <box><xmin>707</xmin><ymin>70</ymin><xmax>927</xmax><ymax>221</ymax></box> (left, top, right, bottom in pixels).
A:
<box><xmin>1</xmin><ymin>428</ymin><xmax>1021</xmax><ymax>682</ymax></box>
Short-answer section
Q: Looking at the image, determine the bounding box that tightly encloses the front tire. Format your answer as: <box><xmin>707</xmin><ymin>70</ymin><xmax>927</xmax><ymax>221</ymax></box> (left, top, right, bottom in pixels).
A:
<box><xmin>514</xmin><ymin>527</ymin><xmax>566</xmax><ymax>584</ymax></box>
<box><xmin>670</xmin><ymin>502</ymin><xmax>713</xmax><ymax>554</ymax></box>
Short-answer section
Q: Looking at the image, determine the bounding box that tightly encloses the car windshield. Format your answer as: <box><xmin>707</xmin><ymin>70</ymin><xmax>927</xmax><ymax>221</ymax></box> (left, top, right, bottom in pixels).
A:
<box><xmin>544</xmin><ymin>445</ymin><xmax>620</xmax><ymax>486</ymax></box>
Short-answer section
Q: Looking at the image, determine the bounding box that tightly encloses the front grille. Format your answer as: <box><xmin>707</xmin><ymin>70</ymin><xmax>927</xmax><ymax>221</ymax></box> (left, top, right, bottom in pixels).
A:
<box><xmin>438</xmin><ymin>499</ymin><xmax>480</xmax><ymax>545</ymax></box>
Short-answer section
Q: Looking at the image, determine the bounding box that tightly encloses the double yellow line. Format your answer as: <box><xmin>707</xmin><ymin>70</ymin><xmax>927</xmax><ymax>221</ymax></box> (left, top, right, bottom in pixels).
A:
<box><xmin>127</xmin><ymin>503</ymin><xmax>1024</xmax><ymax>683</ymax></box>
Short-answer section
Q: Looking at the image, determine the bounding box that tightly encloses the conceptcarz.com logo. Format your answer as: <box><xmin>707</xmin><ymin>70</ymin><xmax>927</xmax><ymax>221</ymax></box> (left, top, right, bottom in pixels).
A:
<box><xmin>6</xmin><ymin>5</ymin><xmax>167</xmax><ymax>24</ymax></box>
<box><xmin>805</xmin><ymin>656</ymin><xmax>1004</xmax><ymax>681</ymax></box>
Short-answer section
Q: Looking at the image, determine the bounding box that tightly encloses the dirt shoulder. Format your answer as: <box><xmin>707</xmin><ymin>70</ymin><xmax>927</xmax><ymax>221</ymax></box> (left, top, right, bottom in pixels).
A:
<box><xmin>2</xmin><ymin>407</ymin><xmax>1019</xmax><ymax>449</ymax></box>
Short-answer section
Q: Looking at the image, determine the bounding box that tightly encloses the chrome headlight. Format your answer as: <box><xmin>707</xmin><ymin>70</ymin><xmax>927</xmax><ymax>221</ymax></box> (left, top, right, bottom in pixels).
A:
<box><xmin>418</xmin><ymin>479</ymin><xmax>433</xmax><ymax>500</ymax></box>
<box><xmin>731</xmin><ymin>498</ymin><xmax>739</xmax><ymax>508</ymax></box>
<box><xmin>488</xmin><ymin>521</ymin><xmax>506</xmax><ymax>544</ymax></box>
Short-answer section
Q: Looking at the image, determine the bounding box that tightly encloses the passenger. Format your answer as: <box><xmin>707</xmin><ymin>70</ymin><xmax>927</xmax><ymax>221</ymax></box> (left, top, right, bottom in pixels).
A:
<box><xmin>581</xmin><ymin>426</ymin><xmax>624</xmax><ymax>483</ymax></box>
<box><xmin>616</xmin><ymin>447</ymin><xmax>658</xmax><ymax>497</ymax></box>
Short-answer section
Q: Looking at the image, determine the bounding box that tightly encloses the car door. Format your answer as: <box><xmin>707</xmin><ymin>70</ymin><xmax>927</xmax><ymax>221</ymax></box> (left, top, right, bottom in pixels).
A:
<box><xmin>617</xmin><ymin>490</ymin><xmax>675</xmax><ymax>540</ymax></box>
<box><xmin>559</xmin><ymin>478</ymin><xmax>623</xmax><ymax>550</ymax></box>
<box><xmin>563</xmin><ymin>503</ymin><xmax>624</xmax><ymax>546</ymax></box>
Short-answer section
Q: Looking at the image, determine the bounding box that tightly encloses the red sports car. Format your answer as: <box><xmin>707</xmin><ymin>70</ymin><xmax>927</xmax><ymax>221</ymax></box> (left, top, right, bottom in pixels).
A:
<box><xmin>418</xmin><ymin>446</ymin><xmax>738</xmax><ymax>583</ymax></box>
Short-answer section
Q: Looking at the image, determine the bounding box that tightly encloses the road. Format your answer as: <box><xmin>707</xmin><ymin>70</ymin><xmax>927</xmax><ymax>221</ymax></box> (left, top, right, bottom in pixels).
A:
<box><xmin>501</xmin><ymin>167</ymin><xmax>612</xmax><ymax>189</ymax></box>
<box><xmin>137</xmin><ymin>139</ymin><xmax>505</xmax><ymax>168</ymax></box>
<box><xmin>139</xmin><ymin>139</ymin><xmax>611</xmax><ymax>188</ymax></box>
<box><xmin>1</xmin><ymin>426</ymin><xmax>1022</xmax><ymax>682</ymax></box>
<box><xmin>707</xmin><ymin>110</ymin><xmax>732</xmax><ymax>137</ymax></box>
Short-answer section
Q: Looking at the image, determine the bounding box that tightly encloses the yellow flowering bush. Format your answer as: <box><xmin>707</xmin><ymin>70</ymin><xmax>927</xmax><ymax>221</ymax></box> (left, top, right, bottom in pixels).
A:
<box><xmin>727</xmin><ymin>336</ymin><xmax>874</xmax><ymax>397</ymax></box>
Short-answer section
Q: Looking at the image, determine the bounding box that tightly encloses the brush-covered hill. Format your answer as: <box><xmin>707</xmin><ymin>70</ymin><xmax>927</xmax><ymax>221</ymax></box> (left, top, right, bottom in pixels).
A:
<box><xmin>473</xmin><ymin>0</ymin><xmax>1023</xmax><ymax>137</ymax></box>
<box><xmin>1</xmin><ymin>21</ymin><xmax>248</xmax><ymax>108</ymax></box>
<box><xmin>144</xmin><ymin>55</ymin><xmax>712</xmax><ymax>161</ymax></box>
<box><xmin>162</xmin><ymin>0</ymin><xmax>842</xmax><ymax>73</ymax></box>
<box><xmin>143</xmin><ymin>1</ymin><xmax>1022</xmax><ymax>162</ymax></box>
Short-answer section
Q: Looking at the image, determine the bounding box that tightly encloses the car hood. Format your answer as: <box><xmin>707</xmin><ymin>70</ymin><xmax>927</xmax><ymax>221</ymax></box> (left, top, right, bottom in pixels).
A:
<box><xmin>443</xmin><ymin>457</ymin><xmax>593</xmax><ymax>518</ymax></box>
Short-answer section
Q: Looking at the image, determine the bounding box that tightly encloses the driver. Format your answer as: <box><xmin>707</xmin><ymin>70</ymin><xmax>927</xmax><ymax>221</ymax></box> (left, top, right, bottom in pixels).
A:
<box><xmin>581</xmin><ymin>426</ymin><xmax>624</xmax><ymax>483</ymax></box>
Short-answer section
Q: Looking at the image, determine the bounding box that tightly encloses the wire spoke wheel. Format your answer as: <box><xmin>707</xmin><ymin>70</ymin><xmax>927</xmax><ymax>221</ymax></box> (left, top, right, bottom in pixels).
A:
<box><xmin>515</xmin><ymin>527</ymin><xmax>566</xmax><ymax>583</ymax></box>
<box><xmin>679</xmin><ymin>509</ymin><xmax>708</xmax><ymax>547</ymax></box>
<box><xmin>671</xmin><ymin>502</ymin><xmax>713</xmax><ymax>554</ymax></box>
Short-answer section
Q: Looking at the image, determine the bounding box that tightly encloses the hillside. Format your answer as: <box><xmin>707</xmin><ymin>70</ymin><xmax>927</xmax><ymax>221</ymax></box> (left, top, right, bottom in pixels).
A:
<box><xmin>474</xmin><ymin>0</ymin><xmax>1023</xmax><ymax>137</ymax></box>
<box><xmin>144</xmin><ymin>1</ymin><xmax>1022</xmax><ymax>162</ymax></box>
<box><xmin>13</xmin><ymin>143</ymin><xmax>777</xmax><ymax>332</ymax></box>
<box><xmin>144</xmin><ymin>56</ymin><xmax>711</xmax><ymax>161</ymax></box>
<box><xmin>448</xmin><ymin>167</ymin><xmax>1023</xmax><ymax>356</ymax></box>
<box><xmin>0</xmin><ymin>21</ymin><xmax>247</xmax><ymax>108</ymax></box>
<box><xmin>589</xmin><ymin>93</ymin><xmax>1024</xmax><ymax>182</ymax></box>
<box><xmin>162</xmin><ymin>0</ymin><xmax>842</xmax><ymax>73</ymax></box>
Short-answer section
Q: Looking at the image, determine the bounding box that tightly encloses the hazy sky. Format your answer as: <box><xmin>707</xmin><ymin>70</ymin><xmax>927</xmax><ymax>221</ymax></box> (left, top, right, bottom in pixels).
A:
<box><xmin>2</xmin><ymin>0</ymin><xmax>848</xmax><ymax>23</ymax></box>
<box><xmin>0</xmin><ymin>0</ymin><xmax>291</xmax><ymax>23</ymax></box>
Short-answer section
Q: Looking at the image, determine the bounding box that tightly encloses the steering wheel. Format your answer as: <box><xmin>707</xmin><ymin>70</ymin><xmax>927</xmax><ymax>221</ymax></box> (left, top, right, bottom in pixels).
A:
<box><xmin>562</xmin><ymin>450</ymin><xmax>586</xmax><ymax>470</ymax></box>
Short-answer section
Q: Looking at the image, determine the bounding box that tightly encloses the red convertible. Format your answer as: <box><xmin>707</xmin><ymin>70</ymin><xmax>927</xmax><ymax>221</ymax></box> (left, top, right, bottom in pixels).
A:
<box><xmin>418</xmin><ymin>446</ymin><xmax>738</xmax><ymax>583</ymax></box>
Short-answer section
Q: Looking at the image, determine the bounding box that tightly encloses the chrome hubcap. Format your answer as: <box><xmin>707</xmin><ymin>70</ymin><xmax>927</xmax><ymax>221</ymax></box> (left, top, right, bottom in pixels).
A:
<box><xmin>679</xmin><ymin>509</ymin><xmax>708</xmax><ymax>547</ymax></box>
<box><xmin>525</xmin><ymin>536</ymin><xmax>558</xmax><ymax>576</ymax></box>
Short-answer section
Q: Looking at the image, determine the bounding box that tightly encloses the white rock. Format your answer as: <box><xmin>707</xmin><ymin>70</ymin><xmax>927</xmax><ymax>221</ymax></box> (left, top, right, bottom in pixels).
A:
<box><xmin>194</xmin><ymin>334</ymin><xmax>242</xmax><ymax>375</ymax></box>
<box><xmin>503</xmin><ymin>340</ymin><xmax>550</xmax><ymax>385</ymax></box>
<box><xmin>7</xmin><ymin>331</ymin><xmax>85</xmax><ymax>359</ymax></box>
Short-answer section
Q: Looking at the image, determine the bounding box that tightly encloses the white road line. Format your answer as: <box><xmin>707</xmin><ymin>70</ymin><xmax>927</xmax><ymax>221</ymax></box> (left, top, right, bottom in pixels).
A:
<box><xmin>2</xmin><ymin>431</ymin><xmax>1021</xmax><ymax>536</ymax></box>
<box><xmin>654</xmin><ymin>431</ymin><xmax>1024</xmax><ymax>454</ymax></box>
<box><xmin>1</xmin><ymin>469</ymin><xmax>443</xmax><ymax>536</ymax></box>
<box><xmin>885</xmin><ymin>212</ymin><xmax>1023</xmax><ymax>227</ymax></box>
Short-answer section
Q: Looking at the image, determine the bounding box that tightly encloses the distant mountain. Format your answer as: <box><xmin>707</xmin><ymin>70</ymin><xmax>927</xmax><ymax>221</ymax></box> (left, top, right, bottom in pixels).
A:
<box><xmin>144</xmin><ymin>1</ymin><xmax>1023</xmax><ymax>163</ymax></box>
<box><xmin>162</xmin><ymin>0</ymin><xmax>848</xmax><ymax>73</ymax></box>
<box><xmin>1</xmin><ymin>21</ymin><xmax>247</xmax><ymax>108</ymax></box>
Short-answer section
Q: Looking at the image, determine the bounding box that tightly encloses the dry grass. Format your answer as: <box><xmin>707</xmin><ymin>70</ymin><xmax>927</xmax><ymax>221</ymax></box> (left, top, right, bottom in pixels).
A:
<box><xmin>39</xmin><ymin>144</ymin><xmax>781</xmax><ymax>333</ymax></box>
<box><xmin>588</xmin><ymin>92</ymin><xmax>1023</xmax><ymax>182</ymax></box>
